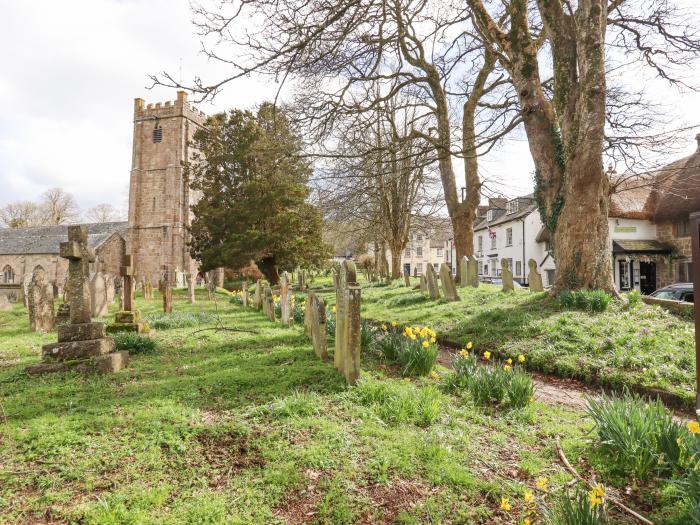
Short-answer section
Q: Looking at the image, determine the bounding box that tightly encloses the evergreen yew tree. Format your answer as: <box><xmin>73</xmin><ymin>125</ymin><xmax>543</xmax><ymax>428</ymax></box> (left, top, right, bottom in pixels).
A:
<box><xmin>187</xmin><ymin>103</ymin><xmax>330</xmax><ymax>284</ymax></box>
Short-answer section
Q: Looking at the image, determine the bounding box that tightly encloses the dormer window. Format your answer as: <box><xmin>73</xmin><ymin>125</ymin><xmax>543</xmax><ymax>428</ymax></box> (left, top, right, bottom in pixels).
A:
<box><xmin>487</xmin><ymin>209</ymin><xmax>497</xmax><ymax>221</ymax></box>
<box><xmin>507</xmin><ymin>200</ymin><xmax>519</xmax><ymax>214</ymax></box>
<box><xmin>153</xmin><ymin>124</ymin><xmax>163</xmax><ymax>143</ymax></box>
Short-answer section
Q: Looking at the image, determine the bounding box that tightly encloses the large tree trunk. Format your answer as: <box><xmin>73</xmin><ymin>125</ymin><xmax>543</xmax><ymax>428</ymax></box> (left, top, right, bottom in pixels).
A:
<box><xmin>257</xmin><ymin>257</ymin><xmax>280</xmax><ymax>284</ymax></box>
<box><xmin>390</xmin><ymin>243</ymin><xmax>402</xmax><ymax>278</ymax></box>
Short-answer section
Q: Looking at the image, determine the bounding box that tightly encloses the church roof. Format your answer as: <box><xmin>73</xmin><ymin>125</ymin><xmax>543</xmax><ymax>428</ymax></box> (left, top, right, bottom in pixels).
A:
<box><xmin>0</xmin><ymin>222</ymin><xmax>128</xmax><ymax>255</ymax></box>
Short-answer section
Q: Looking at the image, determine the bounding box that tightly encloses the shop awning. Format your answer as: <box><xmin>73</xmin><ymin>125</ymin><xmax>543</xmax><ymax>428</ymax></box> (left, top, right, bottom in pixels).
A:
<box><xmin>612</xmin><ymin>240</ymin><xmax>672</xmax><ymax>254</ymax></box>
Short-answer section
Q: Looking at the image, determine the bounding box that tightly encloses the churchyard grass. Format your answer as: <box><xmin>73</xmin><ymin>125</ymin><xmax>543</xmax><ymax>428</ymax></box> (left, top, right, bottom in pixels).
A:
<box><xmin>0</xmin><ymin>287</ymin><xmax>693</xmax><ymax>523</ymax></box>
<box><xmin>320</xmin><ymin>279</ymin><xmax>696</xmax><ymax>408</ymax></box>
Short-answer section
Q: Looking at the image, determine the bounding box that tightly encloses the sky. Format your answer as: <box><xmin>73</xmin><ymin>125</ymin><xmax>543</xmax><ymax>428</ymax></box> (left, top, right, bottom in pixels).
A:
<box><xmin>1</xmin><ymin>0</ymin><xmax>699</xmax><ymax>215</ymax></box>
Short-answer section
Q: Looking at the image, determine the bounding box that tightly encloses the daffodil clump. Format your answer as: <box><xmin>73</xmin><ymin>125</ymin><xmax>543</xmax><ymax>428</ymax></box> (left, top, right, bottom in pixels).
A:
<box><xmin>229</xmin><ymin>289</ymin><xmax>246</xmax><ymax>305</ymax></box>
<box><xmin>292</xmin><ymin>296</ymin><xmax>305</xmax><ymax>324</ymax></box>
<box><xmin>375</xmin><ymin>323</ymin><xmax>439</xmax><ymax>377</ymax></box>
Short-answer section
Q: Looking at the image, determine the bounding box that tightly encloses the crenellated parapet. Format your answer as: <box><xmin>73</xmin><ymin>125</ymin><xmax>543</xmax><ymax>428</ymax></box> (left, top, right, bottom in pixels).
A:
<box><xmin>133</xmin><ymin>91</ymin><xmax>207</xmax><ymax>125</ymax></box>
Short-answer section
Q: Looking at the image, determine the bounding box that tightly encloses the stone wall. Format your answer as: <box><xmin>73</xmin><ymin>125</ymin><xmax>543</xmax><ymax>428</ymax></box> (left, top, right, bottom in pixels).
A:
<box><xmin>656</xmin><ymin>220</ymin><xmax>693</xmax><ymax>288</ymax></box>
<box><xmin>95</xmin><ymin>233</ymin><xmax>126</xmax><ymax>276</ymax></box>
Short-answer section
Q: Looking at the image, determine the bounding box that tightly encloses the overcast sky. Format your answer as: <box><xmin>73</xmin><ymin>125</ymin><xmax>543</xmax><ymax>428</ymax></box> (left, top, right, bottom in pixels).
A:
<box><xmin>1</xmin><ymin>0</ymin><xmax>699</xmax><ymax>215</ymax></box>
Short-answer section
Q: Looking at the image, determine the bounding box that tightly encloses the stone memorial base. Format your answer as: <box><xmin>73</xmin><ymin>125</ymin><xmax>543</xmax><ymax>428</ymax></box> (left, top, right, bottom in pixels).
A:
<box><xmin>106</xmin><ymin>311</ymin><xmax>149</xmax><ymax>335</ymax></box>
<box><xmin>55</xmin><ymin>303</ymin><xmax>70</xmax><ymax>325</ymax></box>
<box><xmin>26</xmin><ymin>321</ymin><xmax>128</xmax><ymax>375</ymax></box>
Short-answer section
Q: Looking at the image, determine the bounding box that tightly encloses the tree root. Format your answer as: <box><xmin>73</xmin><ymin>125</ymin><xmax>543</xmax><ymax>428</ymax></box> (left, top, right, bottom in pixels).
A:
<box><xmin>555</xmin><ymin>435</ymin><xmax>653</xmax><ymax>525</ymax></box>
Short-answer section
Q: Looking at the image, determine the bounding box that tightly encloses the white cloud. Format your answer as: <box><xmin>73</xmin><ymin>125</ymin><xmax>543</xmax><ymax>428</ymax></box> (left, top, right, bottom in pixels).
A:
<box><xmin>0</xmin><ymin>0</ymin><xmax>698</xmax><ymax>212</ymax></box>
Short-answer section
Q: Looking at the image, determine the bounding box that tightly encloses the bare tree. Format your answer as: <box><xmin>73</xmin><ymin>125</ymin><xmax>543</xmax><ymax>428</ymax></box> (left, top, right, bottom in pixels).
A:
<box><xmin>41</xmin><ymin>188</ymin><xmax>80</xmax><ymax>225</ymax></box>
<box><xmin>85</xmin><ymin>204</ymin><xmax>124</xmax><ymax>224</ymax></box>
<box><xmin>0</xmin><ymin>201</ymin><xmax>44</xmax><ymax>228</ymax></box>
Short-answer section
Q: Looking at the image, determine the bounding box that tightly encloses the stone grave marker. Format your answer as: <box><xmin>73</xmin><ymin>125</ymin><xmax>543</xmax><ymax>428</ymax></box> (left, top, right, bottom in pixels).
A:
<box><xmin>334</xmin><ymin>260</ymin><xmax>361</xmax><ymax>384</ymax></box>
<box><xmin>459</xmin><ymin>256</ymin><xmax>468</xmax><ymax>286</ymax></box>
<box><xmin>263</xmin><ymin>285</ymin><xmax>275</xmax><ymax>322</ymax></box>
<box><xmin>404</xmin><ymin>270</ymin><xmax>411</xmax><ymax>287</ymax></box>
<box><xmin>242</xmin><ymin>281</ymin><xmax>249</xmax><ymax>307</ymax></box>
<box><xmin>439</xmin><ymin>263</ymin><xmax>460</xmax><ymax>301</ymax></box>
<box><xmin>55</xmin><ymin>303</ymin><xmax>70</xmax><ymax>325</ymax></box>
<box><xmin>280</xmin><ymin>272</ymin><xmax>292</xmax><ymax>327</ymax></box>
<box><xmin>0</xmin><ymin>294</ymin><xmax>11</xmax><ymax>311</ymax></box>
<box><xmin>90</xmin><ymin>272</ymin><xmax>109</xmax><ymax>318</ymax></box>
<box><xmin>501</xmin><ymin>258</ymin><xmax>514</xmax><ymax>292</ymax></box>
<box><xmin>27</xmin><ymin>266</ymin><xmax>55</xmax><ymax>332</ymax></box>
<box><xmin>21</xmin><ymin>273</ymin><xmax>32</xmax><ymax>307</ymax></box>
<box><xmin>26</xmin><ymin>225</ymin><xmax>127</xmax><ymax>374</ymax></box>
<box><xmin>107</xmin><ymin>255</ymin><xmax>148</xmax><ymax>334</ymax></box>
<box><xmin>420</xmin><ymin>274</ymin><xmax>427</xmax><ymax>294</ymax></box>
<box><xmin>105</xmin><ymin>275</ymin><xmax>115</xmax><ymax>305</ymax></box>
<box><xmin>467</xmin><ymin>256</ymin><xmax>479</xmax><ymax>287</ymax></box>
<box><xmin>527</xmin><ymin>259</ymin><xmax>544</xmax><ymax>292</ymax></box>
<box><xmin>331</xmin><ymin>267</ymin><xmax>340</xmax><ymax>290</ymax></box>
<box><xmin>254</xmin><ymin>279</ymin><xmax>263</xmax><ymax>309</ymax></box>
<box><xmin>159</xmin><ymin>268</ymin><xmax>173</xmax><ymax>313</ymax></box>
<box><xmin>187</xmin><ymin>273</ymin><xmax>196</xmax><ymax>304</ymax></box>
<box><xmin>426</xmin><ymin>264</ymin><xmax>441</xmax><ymax>299</ymax></box>
<box><xmin>306</xmin><ymin>291</ymin><xmax>329</xmax><ymax>360</ymax></box>
<box><xmin>298</xmin><ymin>269</ymin><xmax>306</xmax><ymax>291</ymax></box>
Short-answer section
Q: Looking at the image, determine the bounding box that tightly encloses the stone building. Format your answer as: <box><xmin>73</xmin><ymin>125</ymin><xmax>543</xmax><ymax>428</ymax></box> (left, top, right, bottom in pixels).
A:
<box><xmin>127</xmin><ymin>91</ymin><xmax>207</xmax><ymax>285</ymax></box>
<box><xmin>0</xmin><ymin>222</ymin><xmax>127</xmax><ymax>301</ymax></box>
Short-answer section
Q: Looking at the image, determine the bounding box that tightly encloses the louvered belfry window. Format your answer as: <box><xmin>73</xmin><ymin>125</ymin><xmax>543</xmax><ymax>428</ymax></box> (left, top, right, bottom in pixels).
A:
<box><xmin>153</xmin><ymin>124</ymin><xmax>163</xmax><ymax>143</ymax></box>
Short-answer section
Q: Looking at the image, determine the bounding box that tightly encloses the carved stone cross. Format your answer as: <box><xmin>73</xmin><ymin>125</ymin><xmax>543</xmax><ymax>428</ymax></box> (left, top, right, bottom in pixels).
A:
<box><xmin>59</xmin><ymin>225</ymin><xmax>95</xmax><ymax>324</ymax></box>
<box><xmin>120</xmin><ymin>255</ymin><xmax>135</xmax><ymax>312</ymax></box>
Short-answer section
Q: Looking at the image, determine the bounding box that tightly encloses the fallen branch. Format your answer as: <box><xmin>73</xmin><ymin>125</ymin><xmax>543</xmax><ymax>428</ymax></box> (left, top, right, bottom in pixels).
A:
<box><xmin>555</xmin><ymin>435</ymin><xmax>653</xmax><ymax>525</ymax></box>
<box><xmin>190</xmin><ymin>327</ymin><xmax>258</xmax><ymax>335</ymax></box>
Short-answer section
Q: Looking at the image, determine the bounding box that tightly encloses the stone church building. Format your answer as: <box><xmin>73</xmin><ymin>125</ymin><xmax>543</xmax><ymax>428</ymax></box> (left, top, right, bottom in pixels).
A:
<box><xmin>0</xmin><ymin>91</ymin><xmax>207</xmax><ymax>299</ymax></box>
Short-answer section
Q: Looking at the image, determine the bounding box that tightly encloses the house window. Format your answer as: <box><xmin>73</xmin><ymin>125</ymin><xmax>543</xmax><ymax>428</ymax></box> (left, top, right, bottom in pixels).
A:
<box><xmin>506</xmin><ymin>228</ymin><xmax>513</xmax><ymax>247</ymax></box>
<box><xmin>477</xmin><ymin>261</ymin><xmax>483</xmax><ymax>274</ymax></box>
<box><xmin>483</xmin><ymin>263</ymin><xmax>489</xmax><ymax>275</ymax></box>
<box><xmin>436</xmin><ymin>248</ymin><xmax>443</xmax><ymax>257</ymax></box>
<box><xmin>433</xmin><ymin>263</ymin><xmax>439</xmax><ymax>271</ymax></box>
<box><xmin>478</xmin><ymin>236</ymin><xmax>483</xmax><ymax>251</ymax></box>
<box><xmin>404</xmin><ymin>248</ymin><xmax>410</xmax><ymax>257</ymax></box>
<box><xmin>153</xmin><ymin>124</ymin><xmax>163</xmax><ymax>143</ymax></box>
<box><xmin>490</xmin><ymin>234</ymin><xmax>496</xmax><ymax>250</ymax></box>
<box><xmin>2</xmin><ymin>265</ymin><xmax>14</xmax><ymax>283</ymax></box>
<box><xmin>516</xmin><ymin>260</ymin><xmax>522</xmax><ymax>276</ymax></box>
<box><xmin>507</xmin><ymin>200</ymin><xmax>519</xmax><ymax>214</ymax></box>
<box><xmin>676</xmin><ymin>219</ymin><xmax>691</xmax><ymax>237</ymax></box>
<box><xmin>507</xmin><ymin>258</ymin><xmax>513</xmax><ymax>271</ymax></box>
<box><xmin>487</xmin><ymin>209</ymin><xmax>497</xmax><ymax>221</ymax></box>
<box><xmin>545</xmin><ymin>270</ymin><xmax>555</xmax><ymax>287</ymax></box>
<box><xmin>416</xmin><ymin>234</ymin><xmax>423</xmax><ymax>241</ymax></box>
<box><xmin>416</xmin><ymin>246</ymin><xmax>423</xmax><ymax>257</ymax></box>
<box><xmin>679</xmin><ymin>261</ymin><xmax>693</xmax><ymax>282</ymax></box>
<box><xmin>619</xmin><ymin>261</ymin><xmax>631</xmax><ymax>290</ymax></box>
<box><xmin>416</xmin><ymin>263</ymin><xmax>423</xmax><ymax>274</ymax></box>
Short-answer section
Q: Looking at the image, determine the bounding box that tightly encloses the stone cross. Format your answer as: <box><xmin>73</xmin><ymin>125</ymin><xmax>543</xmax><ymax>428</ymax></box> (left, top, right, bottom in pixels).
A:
<box><xmin>334</xmin><ymin>260</ymin><xmax>361</xmax><ymax>385</ymax></box>
<box><xmin>120</xmin><ymin>255</ymin><xmax>135</xmax><ymax>312</ymax></box>
<box><xmin>501</xmin><ymin>258</ymin><xmax>514</xmax><ymax>292</ymax></box>
<box><xmin>527</xmin><ymin>259</ymin><xmax>544</xmax><ymax>292</ymax></box>
<box><xmin>439</xmin><ymin>263</ymin><xmax>460</xmax><ymax>301</ymax></box>
<box><xmin>60</xmin><ymin>225</ymin><xmax>95</xmax><ymax>324</ymax></box>
<box><xmin>280</xmin><ymin>272</ymin><xmax>292</xmax><ymax>327</ymax></box>
<box><xmin>28</xmin><ymin>265</ymin><xmax>55</xmax><ymax>332</ymax></box>
<box><xmin>426</xmin><ymin>264</ymin><xmax>441</xmax><ymax>299</ymax></box>
<box><xmin>306</xmin><ymin>291</ymin><xmax>329</xmax><ymax>360</ymax></box>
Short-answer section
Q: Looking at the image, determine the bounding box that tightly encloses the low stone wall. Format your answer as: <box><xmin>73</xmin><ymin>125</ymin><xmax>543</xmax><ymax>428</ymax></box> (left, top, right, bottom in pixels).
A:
<box><xmin>641</xmin><ymin>296</ymin><xmax>694</xmax><ymax>316</ymax></box>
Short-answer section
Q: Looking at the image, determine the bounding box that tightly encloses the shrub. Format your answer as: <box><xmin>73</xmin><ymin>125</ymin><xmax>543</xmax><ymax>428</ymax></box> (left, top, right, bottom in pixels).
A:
<box><xmin>557</xmin><ymin>290</ymin><xmax>611</xmax><ymax>312</ymax></box>
<box><xmin>145</xmin><ymin>312</ymin><xmax>215</xmax><ymax>330</ymax></box>
<box><xmin>586</xmin><ymin>391</ymin><xmax>690</xmax><ymax>479</ymax></box>
<box><xmin>626</xmin><ymin>289</ymin><xmax>641</xmax><ymax>310</ymax></box>
<box><xmin>544</xmin><ymin>488</ymin><xmax>608</xmax><ymax>525</ymax></box>
<box><xmin>114</xmin><ymin>332</ymin><xmax>157</xmax><ymax>355</ymax></box>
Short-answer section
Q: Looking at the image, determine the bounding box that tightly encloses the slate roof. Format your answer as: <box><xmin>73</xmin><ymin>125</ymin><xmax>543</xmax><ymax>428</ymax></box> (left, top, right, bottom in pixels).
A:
<box><xmin>0</xmin><ymin>222</ymin><xmax>128</xmax><ymax>255</ymax></box>
<box><xmin>474</xmin><ymin>202</ymin><xmax>537</xmax><ymax>232</ymax></box>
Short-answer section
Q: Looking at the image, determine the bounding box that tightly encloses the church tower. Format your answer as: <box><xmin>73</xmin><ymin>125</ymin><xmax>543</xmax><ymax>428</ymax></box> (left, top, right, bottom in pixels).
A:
<box><xmin>127</xmin><ymin>91</ymin><xmax>207</xmax><ymax>285</ymax></box>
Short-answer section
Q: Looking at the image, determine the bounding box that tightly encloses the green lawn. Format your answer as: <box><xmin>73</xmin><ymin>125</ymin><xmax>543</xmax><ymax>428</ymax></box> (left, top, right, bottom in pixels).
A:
<box><xmin>313</xmin><ymin>278</ymin><xmax>696</xmax><ymax>408</ymax></box>
<box><xmin>0</xmin><ymin>287</ymin><xmax>690</xmax><ymax>523</ymax></box>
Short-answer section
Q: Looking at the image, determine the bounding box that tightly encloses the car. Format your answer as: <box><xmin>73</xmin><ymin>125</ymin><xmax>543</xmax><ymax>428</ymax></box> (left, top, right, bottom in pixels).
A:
<box><xmin>649</xmin><ymin>283</ymin><xmax>694</xmax><ymax>303</ymax></box>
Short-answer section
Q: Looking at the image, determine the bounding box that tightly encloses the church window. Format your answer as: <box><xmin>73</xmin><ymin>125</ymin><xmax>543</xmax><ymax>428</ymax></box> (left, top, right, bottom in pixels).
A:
<box><xmin>153</xmin><ymin>124</ymin><xmax>163</xmax><ymax>143</ymax></box>
<box><xmin>2</xmin><ymin>265</ymin><xmax>14</xmax><ymax>283</ymax></box>
<box><xmin>152</xmin><ymin>197</ymin><xmax>156</xmax><ymax>211</ymax></box>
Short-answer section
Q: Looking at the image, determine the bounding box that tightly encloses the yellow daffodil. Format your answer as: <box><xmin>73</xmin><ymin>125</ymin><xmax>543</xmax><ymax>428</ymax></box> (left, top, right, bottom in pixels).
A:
<box><xmin>518</xmin><ymin>354</ymin><xmax>526</xmax><ymax>363</ymax></box>
<box><xmin>430</xmin><ymin>337</ymin><xmax>436</xmax><ymax>343</ymax></box>
<box><xmin>409</xmin><ymin>334</ymin><xmax>417</xmax><ymax>341</ymax></box>
<box><xmin>332</xmin><ymin>306</ymin><xmax>336</xmax><ymax>314</ymax></box>
<box><xmin>483</xmin><ymin>351</ymin><xmax>491</xmax><ymax>361</ymax></box>
<box><xmin>391</xmin><ymin>321</ymin><xmax>397</xmax><ymax>327</ymax></box>
<box><xmin>588</xmin><ymin>484</ymin><xmax>604</xmax><ymax>509</ymax></box>
<box><xmin>466</xmin><ymin>341</ymin><xmax>473</xmax><ymax>349</ymax></box>
<box><xmin>422</xmin><ymin>340</ymin><xmax>430</xmax><ymax>348</ymax></box>
<box><xmin>524</xmin><ymin>490</ymin><xmax>534</xmax><ymax>504</ymax></box>
<box><xmin>403</xmin><ymin>377</ymin><xmax>411</xmax><ymax>383</ymax></box>
<box><xmin>382</xmin><ymin>324</ymin><xmax>387</xmax><ymax>330</ymax></box>
<box><xmin>503</xmin><ymin>365</ymin><xmax>512</xmax><ymax>372</ymax></box>
<box><xmin>458</xmin><ymin>349</ymin><xmax>468</xmax><ymax>358</ymax></box>
<box><xmin>430</xmin><ymin>371</ymin><xmax>439</xmax><ymax>379</ymax></box>
<box><xmin>535</xmin><ymin>477</ymin><xmax>548</xmax><ymax>491</ymax></box>
<box><xmin>506</xmin><ymin>358</ymin><xmax>513</xmax><ymax>365</ymax></box>
<box><xmin>524</xmin><ymin>520</ymin><xmax>531</xmax><ymax>525</ymax></box>
<box><xmin>688</xmin><ymin>421</ymin><xmax>700</xmax><ymax>434</ymax></box>
<box><xmin>500</xmin><ymin>497</ymin><xmax>511</xmax><ymax>511</ymax></box>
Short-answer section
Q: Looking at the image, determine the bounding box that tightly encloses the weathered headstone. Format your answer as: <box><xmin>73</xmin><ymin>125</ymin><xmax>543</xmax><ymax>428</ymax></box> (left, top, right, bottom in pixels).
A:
<box><xmin>334</xmin><ymin>260</ymin><xmax>361</xmax><ymax>384</ymax></box>
<box><xmin>27</xmin><ymin>266</ymin><xmax>55</xmax><ymax>332</ymax></box>
<box><xmin>159</xmin><ymin>268</ymin><xmax>173</xmax><ymax>313</ymax></box>
<box><xmin>263</xmin><ymin>285</ymin><xmax>275</xmax><ymax>322</ymax></box>
<box><xmin>242</xmin><ymin>281</ymin><xmax>249</xmax><ymax>307</ymax></box>
<box><xmin>21</xmin><ymin>273</ymin><xmax>32</xmax><ymax>308</ymax></box>
<box><xmin>254</xmin><ymin>279</ymin><xmax>263</xmax><ymax>309</ymax></box>
<box><xmin>467</xmin><ymin>255</ymin><xmax>479</xmax><ymax>287</ymax></box>
<box><xmin>280</xmin><ymin>272</ymin><xmax>292</xmax><ymax>327</ymax></box>
<box><xmin>404</xmin><ymin>270</ymin><xmax>411</xmax><ymax>287</ymax></box>
<box><xmin>107</xmin><ymin>255</ymin><xmax>148</xmax><ymax>334</ymax></box>
<box><xmin>187</xmin><ymin>274</ymin><xmax>196</xmax><ymax>304</ymax></box>
<box><xmin>426</xmin><ymin>264</ymin><xmax>441</xmax><ymax>300</ymax></box>
<box><xmin>439</xmin><ymin>263</ymin><xmax>460</xmax><ymax>301</ymax></box>
<box><xmin>331</xmin><ymin>267</ymin><xmax>340</xmax><ymax>290</ymax></box>
<box><xmin>105</xmin><ymin>275</ymin><xmax>115</xmax><ymax>305</ymax></box>
<box><xmin>459</xmin><ymin>256</ymin><xmax>468</xmax><ymax>286</ymax></box>
<box><xmin>420</xmin><ymin>274</ymin><xmax>427</xmax><ymax>294</ymax></box>
<box><xmin>27</xmin><ymin>225</ymin><xmax>127</xmax><ymax>374</ymax></box>
<box><xmin>0</xmin><ymin>295</ymin><xmax>11</xmax><ymax>311</ymax></box>
<box><xmin>90</xmin><ymin>272</ymin><xmax>109</xmax><ymax>318</ymax></box>
<box><xmin>298</xmin><ymin>270</ymin><xmax>306</xmax><ymax>292</ymax></box>
<box><xmin>527</xmin><ymin>259</ymin><xmax>544</xmax><ymax>292</ymax></box>
<box><xmin>306</xmin><ymin>291</ymin><xmax>329</xmax><ymax>360</ymax></box>
<box><xmin>143</xmin><ymin>281</ymin><xmax>153</xmax><ymax>300</ymax></box>
<box><xmin>501</xmin><ymin>258</ymin><xmax>514</xmax><ymax>292</ymax></box>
